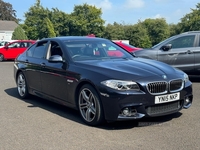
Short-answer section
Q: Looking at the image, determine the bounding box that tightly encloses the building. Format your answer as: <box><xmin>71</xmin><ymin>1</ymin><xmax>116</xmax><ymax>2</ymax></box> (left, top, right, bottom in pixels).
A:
<box><xmin>0</xmin><ymin>20</ymin><xmax>18</xmax><ymax>40</ymax></box>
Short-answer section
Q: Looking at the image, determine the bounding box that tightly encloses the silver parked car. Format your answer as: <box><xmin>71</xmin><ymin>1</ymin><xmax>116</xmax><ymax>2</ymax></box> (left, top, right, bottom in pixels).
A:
<box><xmin>133</xmin><ymin>31</ymin><xmax>200</xmax><ymax>75</ymax></box>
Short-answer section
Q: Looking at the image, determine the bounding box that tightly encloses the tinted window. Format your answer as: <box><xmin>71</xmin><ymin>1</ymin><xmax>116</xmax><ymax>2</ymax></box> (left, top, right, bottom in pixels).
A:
<box><xmin>32</xmin><ymin>41</ymin><xmax>48</xmax><ymax>58</ymax></box>
<box><xmin>26</xmin><ymin>44</ymin><xmax>36</xmax><ymax>57</ymax></box>
<box><xmin>167</xmin><ymin>35</ymin><xmax>195</xmax><ymax>49</ymax></box>
<box><xmin>64</xmin><ymin>40</ymin><xmax>133</xmax><ymax>61</ymax></box>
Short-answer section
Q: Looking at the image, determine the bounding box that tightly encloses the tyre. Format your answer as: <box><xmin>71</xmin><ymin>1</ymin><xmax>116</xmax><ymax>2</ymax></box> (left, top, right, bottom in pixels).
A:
<box><xmin>0</xmin><ymin>54</ymin><xmax>4</xmax><ymax>62</ymax></box>
<box><xmin>78</xmin><ymin>84</ymin><xmax>104</xmax><ymax>126</ymax></box>
<box><xmin>17</xmin><ymin>72</ymin><xmax>29</xmax><ymax>99</ymax></box>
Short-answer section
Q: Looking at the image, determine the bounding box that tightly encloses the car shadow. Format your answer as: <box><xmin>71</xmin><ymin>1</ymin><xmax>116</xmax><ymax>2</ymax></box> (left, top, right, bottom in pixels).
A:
<box><xmin>100</xmin><ymin>112</ymin><xmax>182</xmax><ymax>130</ymax></box>
<box><xmin>5</xmin><ymin>87</ymin><xmax>83</xmax><ymax>124</ymax></box>
<box><xmin>5</xmin><ymin>87</ymin><xmax>182</xmax><ymax>130</ymax></box>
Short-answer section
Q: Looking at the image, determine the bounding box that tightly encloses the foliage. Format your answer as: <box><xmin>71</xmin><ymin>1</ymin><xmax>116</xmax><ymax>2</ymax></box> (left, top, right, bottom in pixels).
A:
<box><xmin>49</xmin><ymin>8</ymin><xmax>70</xmax><ymax>36</ymax></box>
<box><xmin>70</xmin><ymin>3</ymin><xmax>105</xmax><ymax>37</ymax></box>
<box><xmin>0</xmin><ymin>0</ymin><xmax>19</xmax><ymax>22</ymax></box>
<box><xmin>12</xmin><ymin>25</ymin><xmax>28</xmax><ymax>40</ymax></box>
<box><xmin>142</xmin><ymin>18</ymin><xmax>170</xmax><ymax>46</ymax></box>
<box><xmin>23</xmin><ymin>0</ymin><xmax>55</xmax><ymax>39</ymax></box>
<box><xmin>178</xmin><ymin>3</ymin><xmax>200</xmax><ymax>32</ymax></box>
<box><xmin>19</xmin><ymin>1</ymin><xmax>200</xmax><ymax>48</ymax></box>
<box><xmin>39</xmin><ymin>17</ymin><xmax>56</xmax><ymax>38</ymax></box>
<box><xmin>168</xmin><ymin>23</ymin><xmax>181</xmax><ymax>36</ymax></box>
<box><xmin>124</xmin><ymin>23</ymin><xmax>151</xmax><ymax>48</ymax></box>
<box><xmin>103</xmin><ymin>22</ymin><xmax>125</xmax><ymax>40</ymax></box>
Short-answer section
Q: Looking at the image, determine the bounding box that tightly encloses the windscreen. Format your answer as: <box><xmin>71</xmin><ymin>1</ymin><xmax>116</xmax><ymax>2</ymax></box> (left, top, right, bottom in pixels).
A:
<box><xmin>63</xmin><ymin>39</ymin><xmax>134</xmax><ymax>61</ymax></box>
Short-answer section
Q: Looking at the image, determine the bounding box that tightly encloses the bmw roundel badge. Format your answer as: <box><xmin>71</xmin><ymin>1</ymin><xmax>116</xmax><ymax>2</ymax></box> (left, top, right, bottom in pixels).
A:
<box><xmin>162</xmin><ymin>75</ymin><xmax>167</xmax><ymax>79</ymax></box>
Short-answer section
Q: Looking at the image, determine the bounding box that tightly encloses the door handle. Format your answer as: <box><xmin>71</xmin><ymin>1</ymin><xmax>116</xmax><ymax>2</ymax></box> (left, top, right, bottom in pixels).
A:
<box><xmin>187</xmin><ymin>50</ymin><xmax>193</xmax><ymax>54</ymax></box>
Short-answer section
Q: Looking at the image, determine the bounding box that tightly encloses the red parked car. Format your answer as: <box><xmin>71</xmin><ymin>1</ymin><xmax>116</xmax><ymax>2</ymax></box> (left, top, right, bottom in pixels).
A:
<box><xmin>0</xmin><ymin>40</ymin><xmax>36</xmax><ymax>61</ymax></box>
<box><xmin>114</xmin><ymin>42</ymin><xmax>141</xmax><ymax>52</ymax></box>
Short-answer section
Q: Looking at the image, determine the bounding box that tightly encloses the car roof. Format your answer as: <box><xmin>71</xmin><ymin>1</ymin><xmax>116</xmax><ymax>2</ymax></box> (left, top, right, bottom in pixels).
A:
<box><xmin>39</xmin><ymin>36</ymin><xmax>107</xmax><ymax>42</ymax></box>
<box><xmin>180</xmin><ymin>31</ymin><xmax>200</xmax><ymax>35</ymax></box>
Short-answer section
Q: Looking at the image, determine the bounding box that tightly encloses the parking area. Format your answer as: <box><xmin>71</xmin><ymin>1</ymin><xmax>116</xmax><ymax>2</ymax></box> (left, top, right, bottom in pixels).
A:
<box><xmin>0</xmin><ymin>61</ymin><xmax>200</xmax><ymax>150</ymax></box>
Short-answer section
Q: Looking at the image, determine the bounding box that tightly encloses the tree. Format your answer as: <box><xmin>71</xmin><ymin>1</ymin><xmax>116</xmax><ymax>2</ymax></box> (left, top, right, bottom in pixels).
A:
<box><xmin>0</xmin><ymin>0</ymin><xmax>19</xmax><ymax>22</ymax></box>
<box><xmin>103</xmin><ymin>22</ymin><xmax>126</xmax><ymax>40</ymax></box>
<box><xmin>70</xmin><ymin>3</ymin><xmax>105</xmax><ymax>37</ymax></box>
<box><xmin>178</xmin><ymin>3</ymin><xmax>200</xmax><ymax>32</ymax></box>
<box><xmin>142</xmin><ymin>18</ymin><xmax>170</xmax><ymax>46</ymax></box>
<box><xmin>49</xmin><ymin>8</ymin><xmax>70</xmax><ymax>36</ymax></box>
<box><xmin>168</xmin><ymin>23</ymin><xmax>181</xmax><ymax>36</ymax></box>
<box><xmin>39</xmin><ymin>17</ymin><xmax>56</xmax><ymax>38</ymax></box>
<box><xmin>124</xmin><ymin>23</ymin><xmax>151</xmax><ymax>48</ymax></box>
<box><xmin>12</xmin><ymin>25</ymin><xmax>28</xmax><ymax>40</ymax></box>
<box><xmin>23</xmin><ymin>0</ymin><xmax>55</xmax><ymax>39</ymax></box>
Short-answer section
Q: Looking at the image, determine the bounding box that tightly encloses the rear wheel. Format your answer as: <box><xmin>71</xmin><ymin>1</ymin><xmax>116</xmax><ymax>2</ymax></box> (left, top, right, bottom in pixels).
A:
<box><xmin>78</xmin><ymin>84</ymin><xmax>104</xmax><ymax>126</ymax></box>
<box><xmin>0</xmin><ymin>54</ymin><xmax>4</xmax><ymax>62</ymax></box>
<box><xmin>17</xmin><ymin>72</ymin><xmax>29</xmax><ymax>99</ymax></box>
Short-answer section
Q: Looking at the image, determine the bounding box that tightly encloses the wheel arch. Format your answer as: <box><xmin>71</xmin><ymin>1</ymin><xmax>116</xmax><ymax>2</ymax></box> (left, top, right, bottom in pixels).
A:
<box><xmin>74</xmin><ymin>80</ymin><xmax>102</xmax><ymax>108</ymax></box>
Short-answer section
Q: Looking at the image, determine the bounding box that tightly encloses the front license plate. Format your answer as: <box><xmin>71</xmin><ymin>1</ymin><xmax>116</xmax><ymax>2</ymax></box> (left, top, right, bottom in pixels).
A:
<box><xmin>155</xmin><ymin>92</ymin><xmax>180</xmax><ymax>104</ymax></box>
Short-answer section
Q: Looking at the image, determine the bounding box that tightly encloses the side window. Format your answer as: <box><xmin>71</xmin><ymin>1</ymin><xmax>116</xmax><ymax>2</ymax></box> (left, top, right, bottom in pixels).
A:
<box><xmin>8</xmin><ymin>42</ymin><xmax>20</xmax><ymax>48</ymax></box>
<box><xmin>27</xmin><ymin>42</ymin><xmax>33</xmax><ymax>47</ymax></box>
<box><xmin>32</xmin><ymin>41</ymin><xmax>48</xmax><ymax>58</ymax></box>
<box><xmin>167</xmin><ymin>35</ymin><xmax>195</xmax><ymax>49</ymax></box>
<box><xmin>26</xmin><ymin>44</ymin><xmax>36</xmax><ymax>57</ymax></box>
<box><xmin>49</xmin><ymin>41</ymin><xmax>63</xmax><ymax>58</ymax></box>
<box><xmin>19</xmin><ymin>42</ymin><xmax>26</xmax><ymax>47</ymax></box>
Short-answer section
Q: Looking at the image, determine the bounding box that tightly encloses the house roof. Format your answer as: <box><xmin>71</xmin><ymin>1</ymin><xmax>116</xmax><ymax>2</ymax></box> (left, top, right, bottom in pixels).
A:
<box><xmin>0</xmin><ymin>20</ymin><xmax>18</xmax><ymax>31</ymax></box>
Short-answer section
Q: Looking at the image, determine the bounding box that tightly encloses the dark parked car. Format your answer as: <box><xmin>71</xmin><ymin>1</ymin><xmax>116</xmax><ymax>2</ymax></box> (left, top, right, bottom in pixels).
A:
<box><xmin>14</xmin><ymin>36</ymin><xmax>193</xmax><ymax>126</ymax></box>
<box><xmin>133</xmin><ymin>31</ymin><xmax>200</xmax><ymax>75</ymax></box>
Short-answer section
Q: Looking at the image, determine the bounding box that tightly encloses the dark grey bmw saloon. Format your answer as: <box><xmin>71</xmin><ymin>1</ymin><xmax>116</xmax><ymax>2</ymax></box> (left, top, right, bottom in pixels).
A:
<box><xmin>14</xmin><ymin>36</ymin><xmax>193</xmax><ymax>126</ymax></box>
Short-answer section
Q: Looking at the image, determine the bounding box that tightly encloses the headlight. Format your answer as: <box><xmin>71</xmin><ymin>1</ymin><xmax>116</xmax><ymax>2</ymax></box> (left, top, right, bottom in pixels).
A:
<box><xmin>101</xmin><ymin>80</ymin><xmax>140</xmax><ymax>91</ymax></box>
<box><xmin>184</xmin><ymin>73</ymin><xmax>189</xmax><ymax>82</ymax></box>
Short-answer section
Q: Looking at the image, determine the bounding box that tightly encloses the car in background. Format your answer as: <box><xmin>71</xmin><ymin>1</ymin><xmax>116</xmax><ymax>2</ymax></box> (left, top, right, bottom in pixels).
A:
<box><xmin>0</xmin><ymin>40</ymin><xmax>17</xmax><ymax>48</ymax></box>
<box><xmin>14</xmin><ymin>36</ymin><xmax>193</xmax><ymax>126</ymax></box>
<box><xmin>114</xmin><ymin>41</ymin><xmax>141</xmax><ymax>52</ymax></box>
<box><xmin>0</xmin><ymin>40</ymin><xmax>36</xmax><ymax>61</ymax></box>
<box><xmin>133</xmin><ymin>31</ymin><xmax>200</xmax><ymax>75</ymax></box>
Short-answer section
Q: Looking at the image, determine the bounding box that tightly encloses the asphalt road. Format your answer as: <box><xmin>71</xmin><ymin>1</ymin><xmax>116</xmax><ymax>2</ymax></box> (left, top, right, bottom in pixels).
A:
<box><xmin>0</xmin><ymin>61</ymin><xmax>200</xmax><ymax>150</ymax></box>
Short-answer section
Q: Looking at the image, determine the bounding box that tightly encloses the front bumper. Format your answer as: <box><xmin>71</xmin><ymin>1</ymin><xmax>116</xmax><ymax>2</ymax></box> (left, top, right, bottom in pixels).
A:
<box><xmin>99</xmin><ymin>84</ymin><xmax>193</xmax><ymax>121</ymax></box>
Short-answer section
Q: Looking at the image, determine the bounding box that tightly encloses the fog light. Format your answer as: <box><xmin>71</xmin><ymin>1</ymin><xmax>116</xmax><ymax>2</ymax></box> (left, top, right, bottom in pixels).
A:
<box><xmin>122</xmin><ymin>107</ymin><xmax>130</xmax><ymax>116</ymax></box>
<box><xmin>184</xmin><ymin>97</ymin><xmax>192</xmax><ymax>109</ymax></box>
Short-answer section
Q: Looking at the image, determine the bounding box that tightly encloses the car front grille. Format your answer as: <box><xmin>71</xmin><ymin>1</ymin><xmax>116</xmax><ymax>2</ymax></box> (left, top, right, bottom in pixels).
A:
<box><xmin>147</xmin><ymin>82</ymin><xmax>167</xmax><ymax>94</ymax></box>
<box><xmin>146</xmin><ymin>101</ymin><xmax>182</xmax><ymax>116</ymax></box>
<box><xmin>170</xmin><ymin>79</ymin><xmax>183</xmax><ymax>92</ymax></box>
<box><xmin>147</xmin><ymin>79</ymin><xmax>184</xmax><ymax>95</ymax></box>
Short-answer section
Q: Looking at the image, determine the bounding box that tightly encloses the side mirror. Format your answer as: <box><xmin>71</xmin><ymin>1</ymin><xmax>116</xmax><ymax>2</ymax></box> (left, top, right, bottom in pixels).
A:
<box><xmin>161</xmin><ymin>44</ymin><xmax>172</xmax><ymax>51</ymax></box>
<box><xmin>49</xmin><ymin>55</ymin><xmax>63</xmax><ymax>62</ymax></box>
<box><xmin>4</xmin><ymin>46</ymin><xmax>8</xmax><ymax>50</ymax></box>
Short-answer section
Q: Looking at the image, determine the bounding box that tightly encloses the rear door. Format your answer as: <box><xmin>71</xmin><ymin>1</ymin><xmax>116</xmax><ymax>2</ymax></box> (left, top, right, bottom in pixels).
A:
<box><xmin>24</xmin><ymin>41</ymin><xmax>48</xmax><ymax>92</ymax></box>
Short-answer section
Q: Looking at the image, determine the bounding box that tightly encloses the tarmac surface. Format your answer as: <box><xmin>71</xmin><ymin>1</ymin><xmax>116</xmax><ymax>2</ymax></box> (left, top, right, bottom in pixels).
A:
<box><xmin>0</xmin><ymin>61</ymin><xmax>200</xmax><ymax>150</ymax></box>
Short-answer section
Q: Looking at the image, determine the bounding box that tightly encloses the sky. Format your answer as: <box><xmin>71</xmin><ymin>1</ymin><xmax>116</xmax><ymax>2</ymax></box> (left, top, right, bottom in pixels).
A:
<box><xmin>6</xmin><ymin>0</ymin><xmax>200</xmax><ymax>25</ymax></box>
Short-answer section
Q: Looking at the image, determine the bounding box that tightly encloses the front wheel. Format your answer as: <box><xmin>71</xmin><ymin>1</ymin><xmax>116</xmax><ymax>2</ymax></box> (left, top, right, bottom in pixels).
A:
<box><xmin>0</xmin><ymin>54</ymin><xmax>4</xmax><ymax>62</ymax></box>
<box><xmin>78</xmin><ymin>84</ymin><xmax>104</xmax><ymax>126</ymax></box>
<box><xmin>17</xmin><ymin>72</ymin><xmax>29</xmax><ymax>99</ymax></box>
